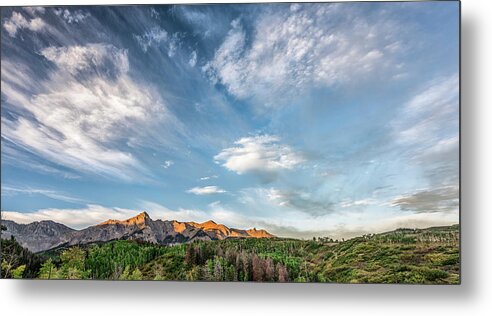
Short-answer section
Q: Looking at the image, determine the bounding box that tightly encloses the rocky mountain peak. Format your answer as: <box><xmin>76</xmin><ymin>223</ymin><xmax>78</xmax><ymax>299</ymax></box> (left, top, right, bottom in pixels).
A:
<box><xmin>98</xmin><ymin>211</ymin><xmax>151</xmax><ymax>227</ymax></box>
<box><xmin>133</xmin><ymin>211</ymin><xmax>151</xmax><ymax>221</ymax></box>
<box><xmin>2</xmin><ymin>213</ymin><xmax>275</xmax><ymax>252</ymax></box>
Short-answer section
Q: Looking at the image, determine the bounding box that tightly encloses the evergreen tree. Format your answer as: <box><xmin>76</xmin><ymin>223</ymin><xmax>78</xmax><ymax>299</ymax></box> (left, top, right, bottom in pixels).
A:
<box><xmin>129</xmin><ymin>268</ymin><xmax>143</xmax><ymax>280</ymax></box>
<box><xmin>39</xmin><ymin>258</ymin><xmax>58</xmax><ymax>279</ymax></box>
<box><xmin>11</xmin><ymin>265</ymin><xmax>26</xmax><ymax>279</ymax></box>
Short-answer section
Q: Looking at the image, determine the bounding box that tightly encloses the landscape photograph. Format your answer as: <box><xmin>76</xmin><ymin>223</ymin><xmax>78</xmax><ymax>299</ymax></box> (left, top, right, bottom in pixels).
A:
<box><xmin>0</xmin><ymin>2</ymin><xmax>459</xmax><ymax>283</ymax></box>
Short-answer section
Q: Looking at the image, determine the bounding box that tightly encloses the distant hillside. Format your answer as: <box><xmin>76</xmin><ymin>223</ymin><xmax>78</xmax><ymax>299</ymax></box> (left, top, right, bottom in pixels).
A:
<box><xmin>1</xmin><ymin>223</ymin><xmax>459</xmax><ymax>283</ymax></box>
<box><xmin>1</xmin><ymin>212</ymin><xmax>274</xmax><ymax>252</ymax></box>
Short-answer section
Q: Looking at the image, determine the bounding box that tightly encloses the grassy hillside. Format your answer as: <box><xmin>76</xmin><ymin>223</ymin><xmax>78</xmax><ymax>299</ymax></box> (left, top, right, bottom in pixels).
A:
<box><xmin>1</xmin><ymin>225</ymin><xmax>459</xmax><ymax>284</ymax></box>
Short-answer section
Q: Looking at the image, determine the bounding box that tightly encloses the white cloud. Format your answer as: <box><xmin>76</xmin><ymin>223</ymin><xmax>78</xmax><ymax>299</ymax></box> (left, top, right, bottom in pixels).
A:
<box><xmin>162</xmin><ymin>160</ymin><xmax>174</xmax><ymax>168</ymax></box>
<box><xmin>339</xmin><ymin>198</ymin><xmax>377</xmax><ymax>208</ymax></box>
<box><xmin>1</xmin><ymin>186</ymin><xmax>86</xmax><ymax>204</ymax></box>
<box><xmin>395</xmin><ymin>74</ymin><xmax>459</xmax><ymax>145</ymax></box>
<box><xmin>303</xmin><ymin>211</ymin><xmax>459</xmax><ymax>240</ymax></box>
<box><xmin>1</xmin><ymin>142</ymin><xmax>81</xmax><ymax>179</ymax></box>
<box><xmin>189</xmin><ymin>50</ymin><xmax>198</xmax><ymax>67</ymax></box>
<box><xmin>208</xmin><ymin>201</ymin><xmax>221</xmax><ymax>208</ymax></box>
<box><xmin>405</xmin><ymin>74</ymin><xmax>459</xmax><ymax>113</ymax></box>
<box><xmin>150</xmin><ymin>8</ymin><xmax>160</xmax><ymax>19</ymax></box>
<box><xmin>2</xmin><ymin>202</ymin><xmax>212</xmax><ymax>230</ymax></box>
<box><xmin>290</xmin><ymin>3</ymin><xmax>301</xmax><ymax>12</ymax></box>
<box><xmin>187</xmin><ymin>186</ymin><xmax>226</xmax><ymax>195</ymax></box>
<box><xmin>133</xmin><ymin>27</ymin><xmax>183</xmax><ymax>57</ymax></box>
<box><xmin>54</xmin><ymin>8</ymin><xmax>90</xmax><ymax>24</ymax></box>
<box><xmin>140</xmin><ymin>201</ymin><xmax>211</xmax><ymax>223</ymax></box>
<box><xmin>134</xmin><ymin>27</ymin><xmax>168</xmax><ymax>52</ymax></box>
<box><xmin>2</xmin><ymin>201</ymin><xmax>458</xmax><ymax>239</ymax></box>
<box><xmin>3</xmin><ymin>11</ymin><xmax>46</xmax><ymax>37</ymax></box>
<box><xmin>1</xmin><ymin>43</ymin><xmax>170</xmax><ymax>181</ymax></box>
<box><xmin>200</xmin><ymin>175</ymin><xmax>218</xmax><ymax>181</ymax></box>
<box><xmin>204</xmin><ymin>4</ymin><xmax>405</xmax><ymax>107</ymax></box>
<box><xmin>207</xmin><ymin>199</ymin><xmax>458</xmax><ymax>239</ymax></box>
<box><xmin>24</xmin><ymin>7</ymin><xmax>46</xmax><ymax>15</ymax></box>
<box><xmin>40</xmin><ymin>44</ymin><xmax>129</xmax><ymax>75</ymax></box>
<box><xmin>166</xmin><ymin>33</ymin><xmax>181</xmax><ymax>57</ymax></box>
<box><xmin>214</xmin><ymin>135</ymin><xmax>304</xmax><ymax>176</ymax></box>
<box><xmin>2</xmin><ymin>205</ymin><xmax>137</xmax><ymax>229</ymax></box>
<box><xmin>391</xmin><ymin>73</ymin><xmax>459</xmax><ymax>187</ymax></box>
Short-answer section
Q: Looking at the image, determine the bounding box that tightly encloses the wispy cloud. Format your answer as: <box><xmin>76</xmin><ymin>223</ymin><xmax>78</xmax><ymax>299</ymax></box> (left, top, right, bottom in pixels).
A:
<box><xmin>2</xmin><ymin>205</ymin><xmax>138</xmax><ymax>229</ymax></box>
<box><xmin>214</xmin><ymin>135</ymin><xmax>304</xmax><ymax>179</ymax></box>
<box><xmin>3</xmin><ymin>11</ymin><xmax>46</xmax><ymax>37</ymax></box>
<box><xmin>266</xmin><ymin>211</ymin><xmax>459</xmax><ymax>240</ymax></box>
<box><xmin>1</xmin><ymin>142</ymin><xmax>81</xmax><ymax>179</ymax></box>
<box><xmin>204</xmin><ymin>4</ymin><xmax>408</xmax><ymax>107</ymax></box>
<box><xmin>1</xmin><ymin>186</ymin><xmax>86</xmax><ymax>204</ymax></box>
<box><xmin>54</xmin><ymin>8</ymin><xmax>90</xmax><ymax>24</ymax></box>
<box><xmin>2</xmin><ymin>199</ymin><xmax>458</xmax><ymax>239</ymax></box>
<box><xmin>264</xmin><ymin>188</ymin><xmax>334</xmax><ymax>217</ymax></box>
<box><xmin>133</xmin><ymin>27</ymin><xmax>183</xmax><ymax>57</ymax></box>
<box><xmin>339</xmin><ymin>198</ymin><xmax>377</xmax><ymax>209</ymax></box>
<box><xmin>394</xmin><ymin>74</ymin><xmax>459</xmax><ymax>146</ymax></box>
<box><xmin>187</xmin><ymin>186</ymin><xmax>226</xmax><ymax>195</ymax></box>
<box><xmin>40</xmin><ymin>43</ymin><xmax>128</xmax><ymax>75</ymax></box>
<box><xmin>139</xmin><ymin>200</ymin><xmax>211</xmax><ymax>223</ymax></box>
<box><xmin>391</xmin><ymin>73</ymin><xmax>459</xmax><ymax>187</ymax></box>
<box><xmin>207</xmin><ymin>199</ymin><xmax>458</xmax><ymax>239</ymax></box>
<box><xmin>1</xmin><ymin>43</ymin><xmax>170</xmax><ymax>182</ymax></box>
<box><xmin>24</xmin><ymin>7</ymin><xmax>46</xmax><ymax>15</ymax></box>
<box><xmin>200</xmin><ymin>175</ymin><xmax>218</xmax><ymax>181</ymax></box>
<box><xmin>134</xmin><ymin>26</ymin><xmax>169</xmax><ymax>52</ymax></box>
<box><xmin>189</xmin><ymin>50</ymin><xmax>198</xmax><ymax>67</ymax></box>
<box><xmin>2</xmin><ymin>202</ymin><xmax>211</xmax><ymax>229</ymax></box>
<box><xmin>150</xmin><ymin>7</ymin><xmax>160</xmax><ymax>20</ymax></box>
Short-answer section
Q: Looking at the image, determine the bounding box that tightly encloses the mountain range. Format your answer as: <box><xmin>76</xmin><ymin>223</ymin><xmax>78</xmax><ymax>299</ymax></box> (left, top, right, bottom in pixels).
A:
<box><xmin>1</xmin><ymin>212</ymin><xmax>274</xmax><ymax>252</ymax></box>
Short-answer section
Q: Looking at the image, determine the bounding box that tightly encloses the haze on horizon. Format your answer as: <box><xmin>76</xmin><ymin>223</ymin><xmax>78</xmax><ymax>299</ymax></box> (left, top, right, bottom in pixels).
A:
<box><xmin>0</xmin><ymin>3</ymin><xmax>459</xmax><ymax>239</ymax></box>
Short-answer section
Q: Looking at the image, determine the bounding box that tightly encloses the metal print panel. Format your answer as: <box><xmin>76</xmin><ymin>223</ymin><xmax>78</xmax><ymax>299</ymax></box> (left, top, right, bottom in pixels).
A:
<box><xmin>0</xmin><ymin>2</ymin><xmax>460</xmax><ymax>283</ymax></box>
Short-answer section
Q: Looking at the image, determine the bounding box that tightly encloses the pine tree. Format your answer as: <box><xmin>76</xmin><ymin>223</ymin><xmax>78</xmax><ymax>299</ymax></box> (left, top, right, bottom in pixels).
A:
<box><xmin>11</xmin><ymin>265</ymin><xmax>26</xmax><ymax>279</ymax></box>
<box><xmin>39</xmin><ymin>258</ymin><xmax>58</xmax><ymax>279</ymax></box>
<box><xmin>119</xmin><ymin>265</ymin><xmax>131</xmax><ymax>280</ymax></box>
<box><xmin>129</xmin><ymin>268</ymin><xmax>143</xmax><ymax>280</ymax></box>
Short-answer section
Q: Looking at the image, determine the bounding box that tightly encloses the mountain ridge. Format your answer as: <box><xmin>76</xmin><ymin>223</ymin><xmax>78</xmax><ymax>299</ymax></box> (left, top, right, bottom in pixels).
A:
<box><xmin>1</xmin><ymin>212</ymin><xmax>275</xmax><ymax>252</ymax></box>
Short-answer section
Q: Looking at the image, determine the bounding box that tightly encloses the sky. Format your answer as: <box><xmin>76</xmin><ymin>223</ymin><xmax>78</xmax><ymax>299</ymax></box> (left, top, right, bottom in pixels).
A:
<box><xmin>0</xmin><ymin>3</ymin><xmax>459</xmax><ymax>239</ymax></box>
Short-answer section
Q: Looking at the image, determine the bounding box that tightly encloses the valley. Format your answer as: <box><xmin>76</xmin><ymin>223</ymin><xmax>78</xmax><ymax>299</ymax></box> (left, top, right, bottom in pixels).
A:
<box><xmin>1</xmin><ymin>215</ymin><xmax>459</xmax><ymax>283</ymax></box>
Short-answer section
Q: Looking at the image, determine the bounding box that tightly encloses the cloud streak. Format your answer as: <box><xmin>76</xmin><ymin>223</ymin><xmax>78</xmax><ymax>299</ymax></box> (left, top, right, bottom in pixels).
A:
<box><xmin>1</xmin><ymin>186</ymin><xmax>86</xmax><ymax>204</ymax></box>
<box><xmin>390</xmin><ymin>186</ymin><xmax>459</xmax><ymax>213</ymax></box>
<box><xmin>394</xmin><ymin>74</ymin><xmax>459</xmax><ymax>146</ymax></box>
<box><xmin>187</xmin><ymin>186</ymin><xmax>226</xmax><ymax>195</ymax></box>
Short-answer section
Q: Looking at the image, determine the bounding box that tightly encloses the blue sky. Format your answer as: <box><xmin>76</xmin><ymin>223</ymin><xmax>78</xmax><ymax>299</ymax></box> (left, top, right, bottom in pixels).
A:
<box><xmin>1</xmin><ymin>3</ymin><xmax>459</xmax><ymax>238</ymax></box>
